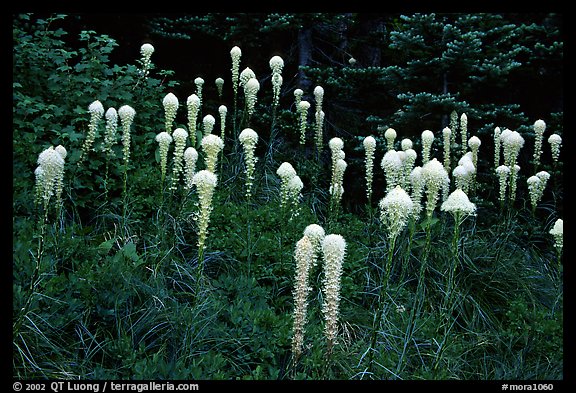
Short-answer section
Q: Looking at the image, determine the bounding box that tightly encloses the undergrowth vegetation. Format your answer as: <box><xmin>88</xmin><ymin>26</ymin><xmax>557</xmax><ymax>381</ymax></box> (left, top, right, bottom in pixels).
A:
<box><xmin>13</xmin><ymin>14</ymin><xmax>563</xmax><ymax>380</ymax></box>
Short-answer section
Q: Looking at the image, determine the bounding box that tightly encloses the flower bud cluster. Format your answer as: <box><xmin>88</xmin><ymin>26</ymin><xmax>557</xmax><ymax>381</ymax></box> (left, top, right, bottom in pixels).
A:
<box><xmin>239</xmin><ymin>128</ymin><xmax>259</xmax><ymax>200</ymax></box>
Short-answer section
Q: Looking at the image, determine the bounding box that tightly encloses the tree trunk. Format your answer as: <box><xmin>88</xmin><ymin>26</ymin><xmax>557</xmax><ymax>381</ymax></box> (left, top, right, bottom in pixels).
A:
<box><xmin>297</xmin><ymin>27</ymin><xmax>313</xmax><ymax>91</ymax></box>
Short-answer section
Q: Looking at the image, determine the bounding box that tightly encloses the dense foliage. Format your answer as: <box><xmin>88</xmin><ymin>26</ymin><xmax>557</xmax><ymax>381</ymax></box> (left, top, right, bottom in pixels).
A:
<box><xmin>13</xmin><ymin>13</ymin><xmax>563</xmax><ymax>381</ymax></box>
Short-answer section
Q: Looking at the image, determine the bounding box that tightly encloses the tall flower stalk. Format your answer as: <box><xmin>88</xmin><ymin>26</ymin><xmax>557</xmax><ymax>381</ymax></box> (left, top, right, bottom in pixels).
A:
<box><xmin>291</xmin><ymin>236</ymin><xmax>315</xmax><ymax>365</ymax></box>
<box><xmin>321</xmin><ymin>234</ymin><xmax>346</xmax><ymax>356</ymax></box>
<box><xmin>118</xmin><ymin>104</ymin><xmax>136</xmax><ymax>228</ymax></box>
<box><xmin>532</xmin><ymin>119</ymin><xmax>546</xmax><ymax>171</ymax></box>
<box><xmin>170</xmin><ymin>128</ymin><xmax>188</xmax><ymax>191</ymax></box>
<box><xmin>187</xmin><ymin>94</ymin><xmax>201</xmax><ymax>147</ymax></box>
<box><xmin>192</xmin><ymin>170</ymin><xmax>218</xmax><ymax>287</ymax></box>
<box><xmin>239</xmin><ymin>128</ymin><xmax>259</xmax><ymax>270</ymax></box>
<box><xmin>162</xmin><ymin>92</ymin><xmax>179</xmax><ymax>134</ymax></box>
<box><xmin>78</xmin><ymin>100</ymin><xmax>104</xmax><ymax>164</ymax></box>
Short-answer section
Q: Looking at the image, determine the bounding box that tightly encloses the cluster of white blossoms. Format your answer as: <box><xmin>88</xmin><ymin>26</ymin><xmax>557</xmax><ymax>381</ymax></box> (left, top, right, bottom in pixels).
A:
<box><xmin>401</xmin><ymin>138</ymin><xmax>413</xmax><ymax>151</ymax></box>
<box><xmin>186</xmin><ymin>94</ymin><xmax>201</xmax><ymax>147</ymax></box>
<box><xmin>409</xmin><ymin>166</ymin><xmax>425</xmax><ymax>218</ymax></box>
<box><xmin>495</xmin><ymin>165</ymin><xmax>511</xmax><ymax>204</ymax></box>
<box><xmin>244</xmin><ymin>77</ymin><xmax>260</xmax><ymax>120</ymax></box>
<box><xmin>400</xmin><ymin>148</ymin><xmax>418</xmax><ymax>190</ymax></box>
<box><xmin>192</xmin><ymin>170</ymin><xmax>218</xmax><ymax>254</ymax></box>
<box><xmin>293</xmin><ymin>88</ymin><xmax>303</xmax><ymax>108</ymax></box>
<box><xmin>162</xmin><ymin>92</ymin><xmax>179</xmax><ymax>134</ymax></box>
<box><xmin>493</xmin><ymin>127</ymin><xmax>502</xmax><ymax>169</ymax></box>
<box><xmin>549</xmin><ymin>218</ymin><xmax>563</xmax><ymax>255</ymax></box>
<box><xmin>303</xmin><ymin>224</ymin><xmax>326</xmax><ymax>266</ymax></box>
<box><xmin>215</xmin><ymin>77</ymin><xmax>225</xmax><ymax>99</ymax></box>
<box><xmin>328</xmin><ymin>137</ymin><xmax>346</xmax><ymax>202</ymax></box>
<box><xmin>79</xmin><ymin>100</ymin><xmax>105</xmax><ymax>163</ymax></box>
<box><xmin>468</xmin><ymin>136</ymin><xmax>481</xmax><ymax>171</ymax></box>
<box><xmin>287</xmin><ymin>175</ymin><xmax>304</xmax><ymax>218</ymax></box>
<box><xmin>384</xmin><ymin>128</ymin><xmax>397</xmax><ymax>151</ymax></box>
<box><xmin>441</xmin><ymin>188</ymin><xmax>476</xmax><ymax>218</ymax></box>
<box><xmin>321</xmin><ymin>234</ymin><xmax>346</xmax><ymax>353</ymax></box>
<box><xmin>460</xmin><ymin>113</ymin><xmax>468</xmax><ymax>156</ymax></box>
<box><xmin>118</xmin><ymin>104</ymin><xmax>136</xmax><ymax>167</ymax></box>
<box><xmin>379</xmin><ymin>185</ymin><xmax>414</xmax><ymax>240</ymax></box>
<box><xmin>230</xmin><ymin>46</ymin><xmax>242</xmax><ymax>98</ymax></box>
<box><xmin>276</xmin><ymin>161</ymin><xmax>300</xmax><ymax>213</ymax></box>
<box><xmin>103</xmin><ymin>107</ymin><xmax>118</xmax><ymax>157</ymax></box>
<box><xmin>291</xmin><ymin>235</ymin><xmax>314</xmax><ymax>362</ymax></box>
<box><xmin>527</xmin><ymin>171</ymin><xmax>550</xmax><ymax>211</ymax></box>
<box><xmin>297</xmin><ymin>100</ymin><xmax>310</xmax><ymax>145</ymax></box>
<box><xmin>201</xmin><ymin>134</ymin><xmax>224</xmax><ymax>173</ymax></box>
<box><xmin>532</xmin><ymin>119</ymin><xmax>546</xmax><ymax>169</ymax></box>
<box><xmin>203</xmin><ymin>114</ymin><xmax>216</xmax><ymax>137</ymax></box>
<box><xmin>381</xmin><ymin>150</ymin><xmax>403</xmax><ymax>193</ymax></box>
<box><xmin>363</xmin><ymin>136</ymin><xmax>377</xmax><ymax>201</ymax></box>
<box><xmin>183</xmin><ymin>147</ymin><xmax>198</xmax><ymax>190</ymax></box>
<box><xmin>291</xmin><ymin>224</ymin><xmax>326</xmax><ymax>363</ymax></box>
<box><xmin>314</xmin><ymin>86</ymin><xmax>325</xmax><ymax>151</ymax></box>
<box><xmin>442</xmin><ymin>127</ymin><xmax>452</xmax><ymax>171</ymax></box>
<box><xmin>194</xmin><ymin>77</ymin><xmax>205</xmax><ymax>107</ymax></box>
<box><xmin>155</xmin><ymin>131</ymin><xmax>173</xmax><ymax>183</ymax></box>
<box><xmin>238</xmin><ymin>128</ymin><xmax>259</xmax><ymax>200</ymax></box>
<box><xmin>453</xmin><ymin>152</ymin><xmax>476</xmax><ymax>194</ymax></box>
<box><xmin>269</xmin><ymin>55</ymin><xmax>284</xmax><ymax>109</ymax></box>
<box><xmin>421</xmin><ymin>129</ymin><xmax>435</xmax><ymax>164</ymax></box>
<box><xmin>218</xmin><ymin>105</ymin><xmax>227</xmax><ymax>141</ymax></box>
<box><xmin>500</xmin><ymin>128</ymin><xmax>525</xmax><ymax>201</ymax></box>
<box><xmin>170</xmin><ymin>128</ymin><xmax>189</xmax><ymax>190</ymax></box>
<box><xmin>422</xmin><ymin>158</ymin><xmax>450</xmax><ymax>218</ymax></box>
<box><xmin>239</xmin><ymin>67</ymin><xmax>256</xmax><ymax>88</ymax></box>
<box><xmin>548</xmin><ymin>133</ymin><xmax>562</xmax><ymax>163</ymax></box>
<box><xmin>139</xmin><ymin>43</ymin><xmax>154</xmax><ymax>77</ymax></box>
<box><xmin>35</xmin><ymin>145</ymin><xmax>66</xmax><ymax>212</ymax></box>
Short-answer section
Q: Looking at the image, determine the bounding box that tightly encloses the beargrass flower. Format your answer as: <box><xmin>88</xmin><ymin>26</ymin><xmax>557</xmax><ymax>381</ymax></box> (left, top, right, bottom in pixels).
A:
<box><xmin>501</xmin><ymin>130</ymin><xmax>524</xmax><ymax>201</ymax></box>
<box><xmin>401</xmin><ymin>138</ymin><xmax>413</xmax><ymax>151</ymax></box>
<box><xmin>187</xmin><ymin>94</ymin><xmax>201</xmax><ymax>147</ymax></box>
<box><xmin>468</xmin><ymin>136</ymin><xmax>481</xmax><ymax>172</ymax></box>
<box><xmin>162</xmin><ymin>93</ymin><xmax>179</xmax><ymax>134</ymax></box>
<box><xmin>203</xmin><ymin>114</ymin><xmax>216</xmax><ymax>137</ymax></box>
<box><xmin>379</xmin><ymin>185</ymin><xmax>414</xmax><ymax>240</ymax></box>
<box><xmin>215</xmin><ymin>77</ymin><xmax>225</xmax><ymax>99</ymax></box>
<box><xmin>442</xmin><ymin>127</ymin><xmax>452</xmax><ymax>171</ymax></box>
<box><xmin>239</xmin><ymin>67</ymin><xmax>256</xmax><ymax>88</ymax></box>
<box><xmin>548</xmin><ymin>134</ymin><xmax>562</xmax><ymax>163</ymax></box>
<box><xmin>201</xmin><ymin>134</ymin><xmax>224</xmax><ymax>173</ymax></box>
<box><xmin>303</xmin><ymin>224</ymin><xmax>326</xmax><ymax>262</ymax></box>
<box><xmin>493</xmin><ymin>127</ymin><xmax>502</xmax><ymax>170</ymax></box>
<box><xmin>384</xmin><ymin>128</ymin><xmax>397</xmax><ymax>151</ymax></box>
<box><xmin>533</xmin><ymin>119</ymin><xmax>546</xmax><ymax>170</ymax></box>
<box><xmin>410</xmin><ymin>166</ymin><xmax>425</xmax><ymax>218</ymax></box>
<box><xmin>277</xmin><ymin>162</ymin><xmax>297</xmax><ymax>209</ymax></box>
<box><xmin>314</xmin><ymin>85</ymin><xmax>324</xmax><ymax>113</ymax></box>
<box><xmin>183</xmin><ymin>147</ymin><xmax>198</xmax><ymax>190</ymax></box>
<box><xmin>495</xmin><ymin>165</ymin><xmax>510</xmax><ymax>204</ymax></box>
<box><xmin>330</xmin><ymin>159</ymin><xmax>347</xmax><ymax>205</ymax></box>
<box><xmin>194</xmin><ymin>77</ymin><xmax>205</xmax><ymax>106</ymax></box>
<box><xmin>170</xmin><ymin>128</ymin><xmax>189</xmax><ymax>190</ymax></box>
<box><xmin>291</xmin><ymin>235</ymin><xmax>315</xmax><ymax>363</ymax></box>
<box><xmin>192</xmin><ymin>170</ymin><xmax>218</xmax><ymax>263</ymax></box>
<box><xmin>401</xmin><ymin>148</ymin><xmax>417</xmax><ymax>190</ymax></box>
<box><xmin>218</xmin><ymin>105</ymin><xmax>227</xmax><ymax>141</ymax></box>
<box><xmin>293</xmin><ymin>88</ymin><xmax>303</xmax><ymax>108</ymax></box>
<box><xmin>381</xmin><ymin>150</ymin><xmax>403</xmax><ymax>193</ymax></box>
<box><xmin>321</xmin><ymin>234</ymin><xmax>346</xmax><ymax>353</ymax></box>
<box><xmin>79</xmin><ymin>100</ymin><xmax>105</xmax><ymax>162</ymax></box>
<box><xmin>509</xmin><ymin>164</ymin><xmax>521</xmax><ymax>201</ymax></box>
<box><xmin>239</xmin><ymin>128</ymin><xmax>259</xmax><ymax>200</ymax></box>
<box><xmin>155</xmin><ymin>131</ymin><xmax>173</xmax><ymax>183</ymax></box>
<box><xmin>287</xmin><ymin>175</ymin><xmax>304</xmax><ymax>218</ymax></box>
<box><xmin>363</xmin><ymin>136</ymin><xmax>377</xmax><ymax>201</ymax></box>
<box><xmin>460</xmin><ymin>113</ymin><xmax>468</xmax><ymax>156</ymax></box>
<box><xmin>140</xmin><ymin>43</ymin><xmax>154</xmax><ymax>77</ymax></box>
<box><xmin>298</xmin><ymin>100</ymin><xmax>310</xmax><ymax>145</ymax></box>
<box><xmin>244</xmin><ymin>77</ymin><xmax>260</xmax><ymax>120</ymax></box>
<box><xmin>421</xmin><ymin>129</ymin><xmax>435</xmax><ymax>164</ymax></box>
<box><xmin>315</xmin><ymin>110</ymin><xmax>325</xmax><ymax>151</ymax></box>
<box><xmin>549</xmin><ymin>218</ymin><xmax>563</xmax><ymax>257</ymax></box>
<box><xmin>422</xmin><ymin>158</ymin><xmax>450</xmax><ymax>218</ymax></box>
<box><xmin>118</xmin><ymin>105</ymin><xmax>136</xmax><ymax>167</ymax></box>
<box><xmin>230</xmin><ymin>46</ymin><xmax>242</xmax><ymax>98</ymax></box>
<box><xmin>528</xmin><ymin>170</ymin><xmax>550</xmax><ymax>211</ymax></box>
<box><xmin>270</xmin><ymin>56</ymin><xmax>285</xmax><ymax>108</ymax></box>
<box><xmin>104</xmin><ymin>107</ymin><xmax>118</xmax><ymax>157</ymax></box>
<box><xmin>441</xmin><ymin>188</ymin><xmax>476</xmax><ymax>217</ymax></box>
<box><xmin>36</xmin><ymin>146</ymin><xmax>65</xmax><ymax>212</ymax></box>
